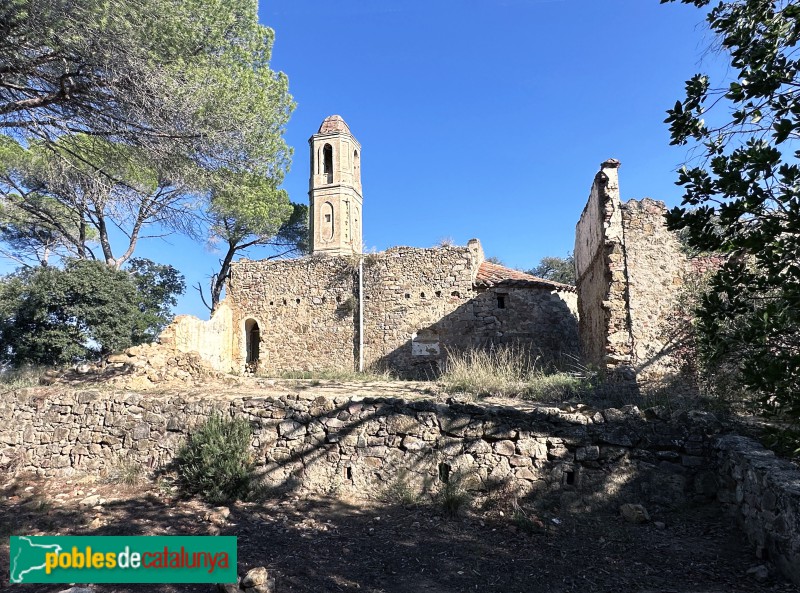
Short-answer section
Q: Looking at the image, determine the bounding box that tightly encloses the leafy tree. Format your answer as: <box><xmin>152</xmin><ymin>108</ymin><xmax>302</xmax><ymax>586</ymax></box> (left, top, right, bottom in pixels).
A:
<box><xmin>528</xmin><ymin>254</ymin><xmax>576</xmax><ymax>285</ymax></box>
<box><xmin>201</xmin><ymin>171</ymin><xmax>308</xmax><ymax>312</ymax></box>
<box><xmin>1</xmin><ymin>0</ymin><xmax>296</xmax><ymax>283</ymax></box>
<box><xmin>663</xmin><ymin>0</ymin><xmax>800</xmax><ymax>418</ymax></box>
<box><xmin>1</xmin><ymin>0</ymin><xmax>294</xmax><ymax>179</ymax></box>
<box><xmin>0</xmin><ymin>259</ymin><xmax>185</xmax><ymax>365</ymax></box>
<box><xmin>0</xmin><ymin>261</ymin><xmax>138</xmax><ymax>364</ymax></box>
<box><xmin>0</xmin><ymin>134</ymin><xmax>198</xmax><ymax>268</ymax></box>
<box><xmin>125</xmin><ymin>258</ymin><xmax>186</xmax><ymax>342</ymax></box>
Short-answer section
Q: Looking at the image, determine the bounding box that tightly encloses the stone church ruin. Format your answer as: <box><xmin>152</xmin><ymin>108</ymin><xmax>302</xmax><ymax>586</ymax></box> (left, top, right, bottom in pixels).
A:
<box><xmin>154</xmin><ymin>115</ymin><xmax>690</xmax><ymax>387</ymax></box>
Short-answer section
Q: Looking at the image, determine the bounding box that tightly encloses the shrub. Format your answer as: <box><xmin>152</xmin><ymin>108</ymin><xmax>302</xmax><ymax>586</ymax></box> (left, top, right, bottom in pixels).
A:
<box><xmin>176</xmin><ymin>415</ymin><xmax>254</xmax><ymax>504</ymax></box>
<box><xmin>437</xmin><ymin>478</ymin><xmax>470</xmax><ymax>518</ymax></box>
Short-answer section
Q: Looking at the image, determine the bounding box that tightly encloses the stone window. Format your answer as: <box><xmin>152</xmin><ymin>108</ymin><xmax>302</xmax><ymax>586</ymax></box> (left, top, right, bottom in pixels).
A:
<box><xmin>323</xmin><ymin>144</ymin><xmax>333</xmax><ymax>183</ymax></box>
<box><xmin>322</xmin><ymin>202</ymin><xmax>334</xmax><ymax>241</ymax></box>
<box><xmin>354</xmin><ymin>150</ymin><xmax>360</xmax><ymax>181</ymax></box>
<box><xmin>497</xmin><ymin>295</ymin><xmax>506</xmax><ymax>309</ymax></box>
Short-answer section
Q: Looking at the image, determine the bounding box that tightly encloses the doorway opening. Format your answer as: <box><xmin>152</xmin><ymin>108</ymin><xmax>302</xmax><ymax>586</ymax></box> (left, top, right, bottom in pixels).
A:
<box><xmin>245</xmin><ymin>319</ymin><xmax>260</xmax><ymax>373</ymax></box>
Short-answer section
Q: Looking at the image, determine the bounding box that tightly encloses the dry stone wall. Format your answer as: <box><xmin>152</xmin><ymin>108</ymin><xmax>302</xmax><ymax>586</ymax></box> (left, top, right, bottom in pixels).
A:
<box><xmin>0</xmin><ymin>389</ymin><xmax>722</xmax><ymax>512</ymax></box>
<box><xmin>715</xmin><ymin>435</ymin><xmax>800</xmax><ymax>586</ymax></box>
<box><xmin>5</xmin><ymin>390</ymin><xmax>800</xmax><ymax>584</ymax></box>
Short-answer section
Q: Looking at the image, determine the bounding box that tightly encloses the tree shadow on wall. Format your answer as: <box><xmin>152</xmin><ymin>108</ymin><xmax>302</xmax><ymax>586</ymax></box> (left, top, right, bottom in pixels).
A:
<box><xmin>2</xmin><ymin>393</ymin><xmax>771</xmax><ymax>593</ymax></box>
<box><xmin>367</xmin><ymin>285</ymin><xmax>581</xmax><ymax>380</ymax></box>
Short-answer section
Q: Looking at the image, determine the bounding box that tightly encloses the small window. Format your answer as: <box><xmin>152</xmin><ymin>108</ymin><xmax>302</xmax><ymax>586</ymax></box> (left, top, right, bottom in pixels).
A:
<box><xmin>497</xmin><ymin>295</ymin><xmax>506</xmax><ymax>309</ymax></box>
<box><xmin>325</xmin><ymin>214</ymin><xmax>331</xmax><ymax>222</ymax></box>
<box><xmin>323</xmin><ymin>144</ymin><xmax>333</xmax><ymax>183</ymax></box>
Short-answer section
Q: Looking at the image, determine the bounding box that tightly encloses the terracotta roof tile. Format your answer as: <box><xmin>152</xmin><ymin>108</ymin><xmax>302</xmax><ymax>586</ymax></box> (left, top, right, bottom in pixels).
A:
<box><xmin>318</xmin><ymin>115</ymin><xmax>351</xmax><ymax>134</ymax></box>
<box><xmin>475</xmin><ymin>261</ymin><xmax>576</xmax><ymax>292</ymax></box>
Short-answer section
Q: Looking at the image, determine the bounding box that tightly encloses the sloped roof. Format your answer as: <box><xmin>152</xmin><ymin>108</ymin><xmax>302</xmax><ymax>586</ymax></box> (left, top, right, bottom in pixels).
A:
<box><xmin>475</xmin><ymin>261</ymin><xmax>576</xmax><ymax>292</ymax></box>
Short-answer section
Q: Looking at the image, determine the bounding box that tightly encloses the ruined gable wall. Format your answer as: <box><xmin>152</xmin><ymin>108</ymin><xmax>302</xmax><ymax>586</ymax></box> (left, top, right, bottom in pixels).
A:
<box><xmin>227</xmin><ymin>257</ymin><xmax>357</xmax><ymax>373</ymax></box>
<box><xmin>574</xmin><ymin>160</ymin><xmax>632</xmax><ymax>374</ymax></box>
<box><xmin>362</xmin><ymin>247</ymin><xmax>579</xmax><ymax>377</ymax></box>
<box><xmin>362</xmin><ymin>246</ymin><xmax>477</xmax><ymax>376</ymax></box>
<box><xmin>621</xmin><ymin>199</ymin><xmax>689</xmax><ymax>382</ymax></box>
<box><xmin>157</xmin><ymin>302</ymin><xmax>234</xmax><ymax>372</ymax></box>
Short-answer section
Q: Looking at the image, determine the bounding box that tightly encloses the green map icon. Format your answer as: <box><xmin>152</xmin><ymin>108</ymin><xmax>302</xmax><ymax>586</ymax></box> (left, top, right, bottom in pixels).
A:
<box><xmin>10</xmin><ymin>536</ymin><xmax>63</xmax><ymax>583</ymax></box>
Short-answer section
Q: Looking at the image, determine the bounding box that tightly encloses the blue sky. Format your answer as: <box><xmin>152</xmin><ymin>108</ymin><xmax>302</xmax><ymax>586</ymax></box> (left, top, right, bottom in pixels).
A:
<box><xmin>8</xmin><ymin>0</ymin><xmax>726</xmax><ymax>319</ymax></box>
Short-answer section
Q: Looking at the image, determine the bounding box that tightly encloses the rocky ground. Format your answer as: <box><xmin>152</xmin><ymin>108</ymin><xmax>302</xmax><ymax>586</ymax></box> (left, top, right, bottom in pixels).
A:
<box><xmin>0</xmin><ymin>473</ymin><xmax>798</xmax><ymax>593</ymax></box>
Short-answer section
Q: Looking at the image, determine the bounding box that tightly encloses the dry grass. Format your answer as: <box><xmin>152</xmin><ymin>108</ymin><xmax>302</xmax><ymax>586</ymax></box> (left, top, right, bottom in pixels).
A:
<box><xmin>439</xmin><ymin>345</ymin><xmax>590</xmax><ymax>401</ymax></box>
<box><xmin>0</xmin><ymin>365</ymin><xmax>49</xmax><ymax>390</ymax></box>
<box><xmin>276</xmin><ymin>367</ymin><xmax>396</xmax><ymax>382</ymax></box>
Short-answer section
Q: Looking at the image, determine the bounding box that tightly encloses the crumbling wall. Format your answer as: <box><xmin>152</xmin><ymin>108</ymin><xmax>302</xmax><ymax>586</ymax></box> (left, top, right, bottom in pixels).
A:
<box><xmin>621</xmin><ymin>199</ymin><xmax>689</xmax><ymax>383</ymax></box>
<box><xmin>225</xmin><ymin>245</ymin><xmax>579</xmax><ymax>378</ymax></box>
<box><xmin>227</xmin><ymin>256</ymin><xmax>357</xmax><ymax>373</ymax></box>
<box><xmin>574</xmin><ymin>159</ymin><xmax>632</xmax><ymax>375</ymax></box>
<box><xmin>575</xmin><ymin>161</ymin><xmax>693</xmax><ymax>387</ymax></box>
<box><xmin>157</xmin><ymin>302</ymin><xmax>234</xmax><ymax>372</ymax></box>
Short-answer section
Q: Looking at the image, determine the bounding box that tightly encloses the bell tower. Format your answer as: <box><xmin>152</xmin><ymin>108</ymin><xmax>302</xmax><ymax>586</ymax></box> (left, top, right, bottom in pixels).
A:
<box><xmin>309</xmin><ymin>115</ymin><xmax>363</xmax><ymax>256</ymax></box>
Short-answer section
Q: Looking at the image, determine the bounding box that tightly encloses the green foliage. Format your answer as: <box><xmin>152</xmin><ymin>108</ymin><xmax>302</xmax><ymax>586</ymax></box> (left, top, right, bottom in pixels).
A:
<box><xmin>662</xmin><ymin>0</ymin><xmax>800</xmax><ymax>419</ymax></box>
<box><xmin>1</xmin><ymin>0</ymin><xmax>294</xmax><ymax>178</ymax></box>
<box><xmin>176</xmin><ymin>415</ymin><xmax>254</xmax><ymax>504</ymax></box>
<box><xmin>0</xmin><ymin>258</ymin><xmax>183</xmax><ymax>365</ymax></box>
<box><xmin>528</xmin><ymin>254</ymin><xmax>576</xmax><ymax>285</ymax></box>
<box><xmin>202</xmin><ymin>171</ymin><xmax>308</xmax><ymax>311</ymax></box>
<box><xmin>0</xmin><ymin>365</ymin><xmax>47</xmax><ymax>389</ymax></box>
<box><xmin>2</xmin><ymin>0</ymin><xmax>295</xmax><ymax>290</ymax></box>
<box><xmin>0</xmin><ymin>260</ymin><xmax>141</xmax><ymax>364</ymax></box>
<box><xmin>0</xmin><ymin>133</ymin><xmax>202</xmax><ymax>267</ymax></box>
<box><xmin>125</xmin><ymin>258</ymin><xmax>186</xmax><ymax>342</ymax></box>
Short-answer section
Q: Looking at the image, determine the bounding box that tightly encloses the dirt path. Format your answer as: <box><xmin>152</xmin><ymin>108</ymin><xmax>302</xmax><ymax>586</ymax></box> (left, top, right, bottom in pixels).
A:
<box><xmin>0</xmin><ymin>476</ymin><xmax>797</xmax><ymax>593</ymax></box>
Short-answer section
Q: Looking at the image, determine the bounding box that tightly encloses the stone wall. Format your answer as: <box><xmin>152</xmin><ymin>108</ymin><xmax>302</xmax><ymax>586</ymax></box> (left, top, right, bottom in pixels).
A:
<box><xmin>227</xmin><ymin>256</ymin><xmax>357</xmax><ymax>373</ymax></box>
<box><xmin>361</xmin><ymin>246</ymin><xmax>477</xmax><ymax>376</ymax></box>
<box><xmin>0</xmin><ymin>389</ymin><xmax>722</xmax><ymax>511</ymax></box>
<box><xmin>574</xmin><ymin>159</ymin><xmax>632</xmax><ymax>375</ymax></box>
<box><xmin>715</xmin><ymin>435</ymin><xmax>800</xmax><ymax>586</ymax></box>
<box><xmin>574</xmin><ymin>161</ymin><xmax>691</xmax><ymax>386</ymax></box>
<box><xmin>621</xmin><ymin>199</ymin><xmax>689</xmax><ymax>383</ymax></box>
<box><xmin>157</xmin><ymin>303</ymin><xmax>234</xmax><ymax>373</ymax></box>
<box><xmin>224</xmin><ymin>245</ymin><xmax>579</xmax><ymax>378</ymax></box>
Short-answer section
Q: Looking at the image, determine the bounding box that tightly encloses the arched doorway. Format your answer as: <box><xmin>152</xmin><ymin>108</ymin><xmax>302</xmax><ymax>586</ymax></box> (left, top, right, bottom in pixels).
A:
<box><xmin>245</xmin><ymin>319</ymin><xmax>260</xmax><ymax>372</ymax></box>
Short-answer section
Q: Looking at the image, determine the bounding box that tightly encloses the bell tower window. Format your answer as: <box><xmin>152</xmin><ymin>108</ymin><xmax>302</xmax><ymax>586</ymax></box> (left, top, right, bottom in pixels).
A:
<box><xmin>323</xmin><ymin>144</ymin><xmax>333</xmax><ymax>183</ymax></box>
